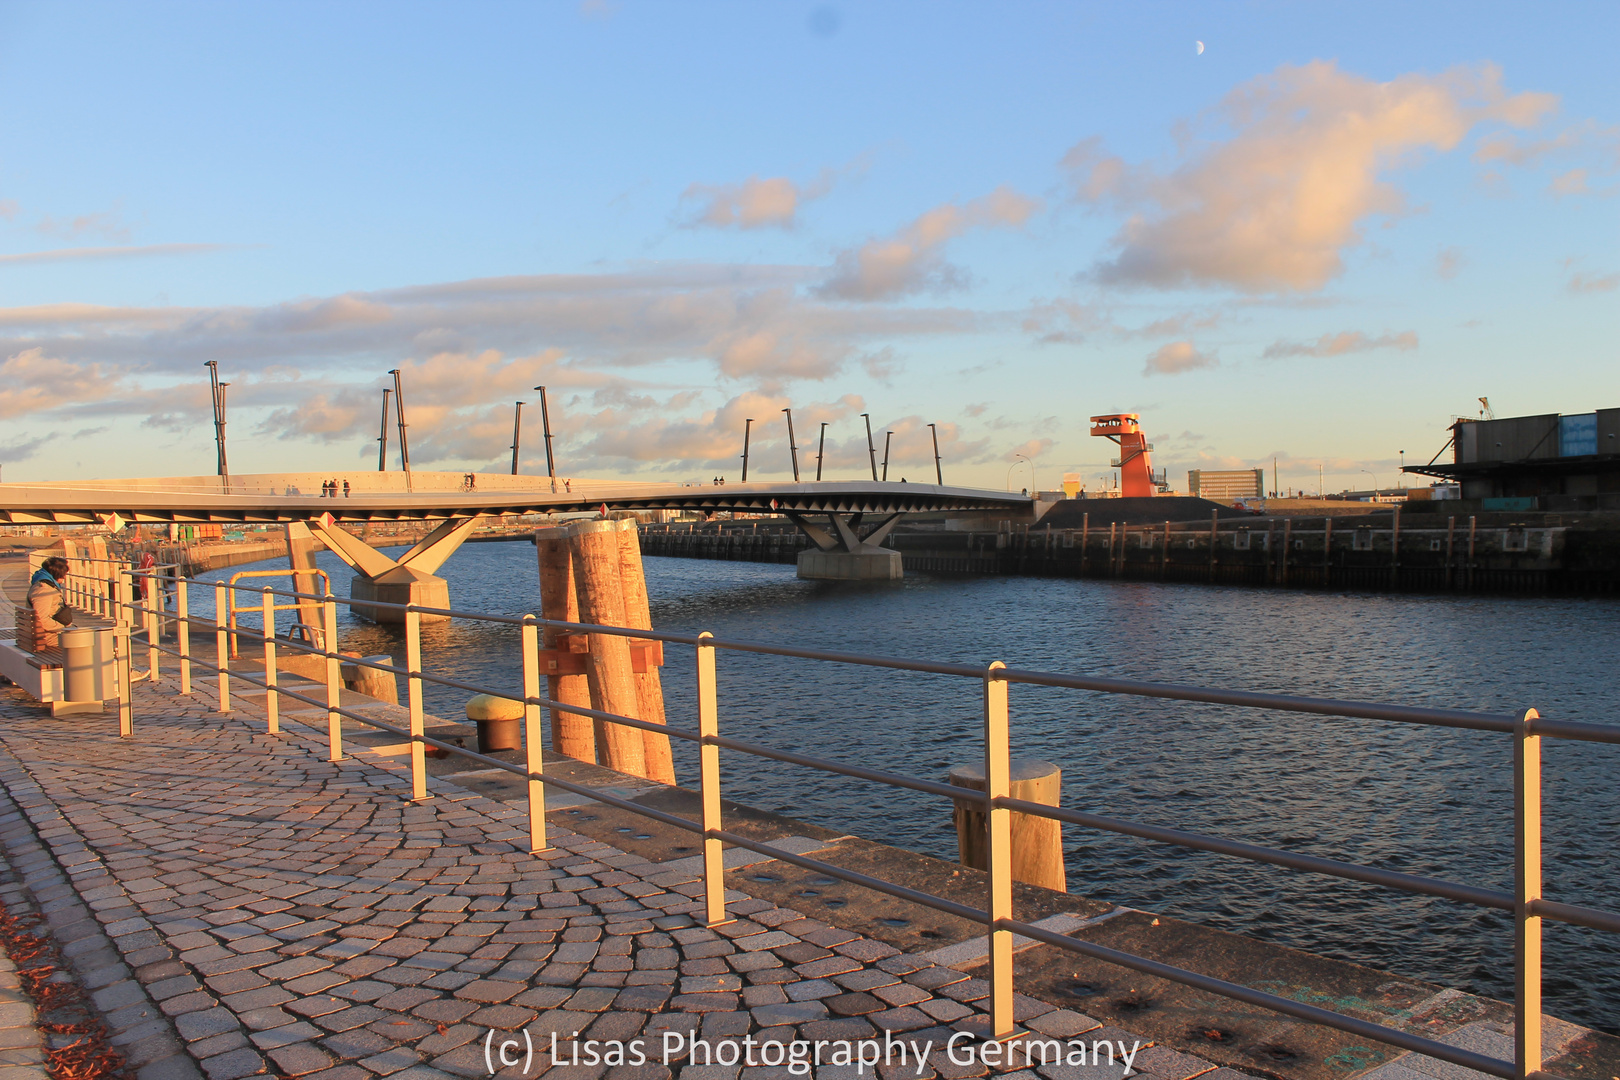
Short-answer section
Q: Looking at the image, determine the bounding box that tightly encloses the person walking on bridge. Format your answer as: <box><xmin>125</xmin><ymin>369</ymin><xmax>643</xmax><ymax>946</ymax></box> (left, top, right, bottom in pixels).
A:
<box><xmin>26</xmin><ymin>557</ymin><xmax>73</xmax><ymax>651</ymax></box>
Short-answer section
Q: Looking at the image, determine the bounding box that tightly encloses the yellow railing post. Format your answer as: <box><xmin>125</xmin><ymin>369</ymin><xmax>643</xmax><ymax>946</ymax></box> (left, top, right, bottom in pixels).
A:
<box><xmin>405</xmin><ymin>606</ymin><xmax>427</xmax><ymax>800</ymax></box>
<box><xmin>114</xmin><ymin>571</ymin><xmax>134</xmax><ymax>737</ymax></box>
<box><xmin>323</xmin><ymin>592</ymin><xmax>342</xmax><ymax>761</ymax></box>
<box><xmin>213</xmin><ymin>581</ymin><xmax>231</xmax><ymax>712</ymax></box>
<box><xmin>261</xmin><ymin>587</ymin><xmax>279</xmax><ymax>735</ymax></box>
<box><xmin>697</xmin><ymin>631</ymin><xmax>728</xmax><ymax>926</ymax></box>
<box><xmin>984</xmin><ymin>659</ymin><xmax>1015</xmax><ymax>1040</ymax></box>
<box><xmin>1515</xmin><ymin>707</ymin><xmax>1542</xmax><ymax>1080</ymax></box>
<box><xmin>144</xmin><ymin>572</ymin><xmax>160</xmax><ymax>680</ymax></box>
<box><xmin>408</xmin><ymin>608</ymin><xmax>427</xmax><ymax>803</ymax></box>
<box><xmin>176</xmin><ymin>577</ymin><xmax>192</xmax><ymax>695</ymax></box>
<box><xmin>522</xmin><ymin>615</ymin><xmax>547</xmax><ymax>851</ymax></box>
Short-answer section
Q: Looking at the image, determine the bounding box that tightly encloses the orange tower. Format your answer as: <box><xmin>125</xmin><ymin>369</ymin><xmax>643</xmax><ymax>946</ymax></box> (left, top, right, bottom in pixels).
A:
<box><xmin>1090</xmin><ymin>414</ymin><xmax>1160</xmax><ymax>498</ymax></box>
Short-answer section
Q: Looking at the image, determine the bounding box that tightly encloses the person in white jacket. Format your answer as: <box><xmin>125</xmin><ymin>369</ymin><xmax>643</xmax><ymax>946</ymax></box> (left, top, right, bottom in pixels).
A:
<box><xmin>27</xmin><ymin>557</ymin><xmax>73</xmax><ymax>651</ymax></box>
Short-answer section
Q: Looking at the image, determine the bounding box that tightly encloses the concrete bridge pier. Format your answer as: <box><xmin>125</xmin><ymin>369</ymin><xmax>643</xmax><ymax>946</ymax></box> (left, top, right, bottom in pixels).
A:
<box><xmin>789</xmin><ymin>511</ymin><xmax>904</xmax><ymax>581</ymax></box>
<box><xmin>305</xmin><ymin>514</ymin><xmax>479</xmax><ymax>624</ymax></box>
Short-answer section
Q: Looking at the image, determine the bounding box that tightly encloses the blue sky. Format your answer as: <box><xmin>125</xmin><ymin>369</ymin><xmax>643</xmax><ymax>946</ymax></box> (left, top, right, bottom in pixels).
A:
<box><xmin>1</xmin><ymin>1</ymin><xmax>1615</xmax><ymax>491</ymax></box>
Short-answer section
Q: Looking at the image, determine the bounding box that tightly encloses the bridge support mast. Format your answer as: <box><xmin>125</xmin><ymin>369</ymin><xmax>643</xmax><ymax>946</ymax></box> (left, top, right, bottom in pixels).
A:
<box><xmin>305</xmin><ymin>514</ymin><xmax>481</xmax><ymax>624</ymax></box>
<box><xmin>788</xmin><ymin>512</ymin><xmax>904</xmax><ymax>581</ymax></box>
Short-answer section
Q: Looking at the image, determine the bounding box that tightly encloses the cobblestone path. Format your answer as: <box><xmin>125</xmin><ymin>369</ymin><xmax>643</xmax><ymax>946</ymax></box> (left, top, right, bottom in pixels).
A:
<box><xmin>0</xmin><ymin>676</ymin><xmax>1232</xmax><ymax>1080</ymax></box>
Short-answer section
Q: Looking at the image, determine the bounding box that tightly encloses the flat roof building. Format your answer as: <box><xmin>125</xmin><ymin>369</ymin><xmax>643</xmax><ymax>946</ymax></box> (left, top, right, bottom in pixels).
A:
<box><xmin>1405</xmin><ymin>408</ymin><xmax>1620</xmax><ymax>509</ymax></box>
<box><xmin>1187</xmin><ymin>468</ymin><xmax>1264</xmax><ymax>502</ymax></box>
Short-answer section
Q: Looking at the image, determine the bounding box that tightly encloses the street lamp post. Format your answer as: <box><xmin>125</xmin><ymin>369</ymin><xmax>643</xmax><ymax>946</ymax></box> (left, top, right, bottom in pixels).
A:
<box><xmin>533</xmin><ymin>387</ymin><xmax>557</xmax><ymax>493</ymax></box>
<box><xmin>389</xmin><ymin>369</ymin><xmax>411</xmax><ymax>492</ymax></box>
<box><xmin>1399</xmin><ymin>449</ymin><xmax>1405</xmax><ymax>489</ymax></box>
<box><xmin>377</xmin><ymin>388</ymin><xmax>391</xmax><ymax>471</ymax></box>
<box><xmin>510</xmin><ymin>402</ymin><xmax>524</xmax><ymax>475</ymax></box>
<box><xmin>1361</xmin><ymin>470</ymin><xmax>1379</xmax><ymax>500</ymax></box>
<box><xmin>205</xmin><ymin>361</ymin><xmax>229</xmax><ymax>492</ymax></box>
<box><xmin>782</xmin><ymin>409</ymin><xmax>800</xmax><ymax>482</ymax></box>
<box><xmin>1008</xmin><ymin>454</ymin><xmax>1031</xmax><ymax>492</ymax></box>
<box><xmin>861</xmin><ymin>414</ymin><xmax>878</xmax><ymax>481</ymax></box>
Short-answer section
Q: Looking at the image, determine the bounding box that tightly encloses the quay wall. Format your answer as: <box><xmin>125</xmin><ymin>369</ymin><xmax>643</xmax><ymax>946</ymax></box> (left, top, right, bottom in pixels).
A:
<box><xmin>638</xmin><ymin>515</ymin><xmax>1620</xmax><ymax>594</ymax></box>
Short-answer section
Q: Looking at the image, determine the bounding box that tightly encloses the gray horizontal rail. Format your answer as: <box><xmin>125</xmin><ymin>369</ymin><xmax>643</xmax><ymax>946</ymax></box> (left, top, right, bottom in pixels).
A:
<box><xmin>1524</xmin><ymin>716</ymin><xmax>1620</xmax><ymax>745</ymax></box>
<box><xmin>1005</xmin><ymin>918</ymin><xmax>1519</xmax><ymax>1080</ymax></box>
<box><xmin>999</xmin><ymin>666</ymin><xmax>1517</xmax><ymax>733</ymax></box>
<box><xmin>1528</xmin><ymin>897</ymin><xmax>1620</xmax><ymax>935</ymax></box>
<box><xmin>530</xmin><ymin>695</ymin><xmax>703</xmax><ymax>744</ymax></box>
<box><xmin>709</xmin><ymin>734</ymin><xmax>982</xmax><ymax>805</ymax></box>
<box><xmin>998</xmin><ymin>796</ymin><xmax>1514</xmax><ymax>912</ymax></box>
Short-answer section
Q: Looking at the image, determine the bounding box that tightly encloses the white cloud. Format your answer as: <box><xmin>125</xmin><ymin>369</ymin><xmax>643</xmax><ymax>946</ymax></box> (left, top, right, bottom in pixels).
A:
<box><xmin>682</xmin><ymin>173</ymin><xmax>835</xmax><ymax>230</ymax></box>
<box><xmin>0</xmin><ymin>244</ymin><xmax>234</xmax><ymax>267</ymax></box>
<box><xmin>1067</xmin><ymin>61</ymin><xmax>1557</xmax><ymax>293</ymax></box>
<box><xmin>0</xmin><ymin>266</ymin><xmax>988</xmax><ymax>473</ymax></box>
<box><xmin>1262</xmin><ymin>330</ymin><xmax>1419</xmax><ymax>359</ymax></box>
<box><xmin>1021</xmin><ymin>299</ymin><xmax>1222</xmax><ymax>345</ymax></box>
<box><xmin>1436</xmin><ymin>247</ymin><xmax>1466</xmax><ymax>280</ymax></box>
<box><xmin>0</xmin><ymin>432</ymin><xmax>53</xmax><ymax>462</ymax></box>
<box><xmin>0</xmin><ymin>347</ymin><xmax>131</xmax><ymax>420</ymax></box>
<box><xmin>1003</xmin><ymin>438</ymin><xmax>1054</xmax><ymax>462</ymax></box>
<box><xmin>1472</xmin><ymin>120</ymin><xmax>1618</xmax><ymax>168</ymax></box>
<box><xmin>1144</xmin><ymin>341</ymin><xmax>1216</xmax><ymax>376</ymax></box>
<box><xmin>34</xmin><ymin>205</ymin><xmax>132</xmax><ymax>243</ymax></box>
<box><xmin>0</xmin><ymin>265</ymin><xmax>975</xmax><ymax>383</ymax></box>
<box><xmin>816</xmin><ymin>186</ymin><xmax>1041</xmax><ymax>301</ymax></box>
<box><xmin>1568</xmin><ymin>270</ymin><xmax>1618</xmax><ymax>294</ymax></box>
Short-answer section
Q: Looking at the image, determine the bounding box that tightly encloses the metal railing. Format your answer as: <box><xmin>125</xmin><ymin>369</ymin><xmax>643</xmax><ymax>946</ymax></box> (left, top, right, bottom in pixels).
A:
<box><xmin>225</xmin><ymin>568</ymin><xmax>330</xmax><ymax>657</ymax></box>
<box><xmin>37</xmin><ymin>554</ymin><xmax>1620</xmax><ymax>1080</ymax></box>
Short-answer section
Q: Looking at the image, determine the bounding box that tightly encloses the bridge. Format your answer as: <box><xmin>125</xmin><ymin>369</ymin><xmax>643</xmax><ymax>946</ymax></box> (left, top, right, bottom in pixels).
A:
<box><xmin>1</xmin><ymin>471</ymin><xmax>1035</xmax><ymax>614</ymax></box>
<box><xmin>0</xmin><ymin>476</ymin><xmax>1028</xmax><ymax>523</ymax></box>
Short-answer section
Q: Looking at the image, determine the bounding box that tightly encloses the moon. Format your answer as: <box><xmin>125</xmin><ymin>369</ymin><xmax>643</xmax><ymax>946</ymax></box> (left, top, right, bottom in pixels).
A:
<box><xmin>1196</xmin><ymin>40</ymin><xmax>1205</xmax><ymax>54</ymax></box>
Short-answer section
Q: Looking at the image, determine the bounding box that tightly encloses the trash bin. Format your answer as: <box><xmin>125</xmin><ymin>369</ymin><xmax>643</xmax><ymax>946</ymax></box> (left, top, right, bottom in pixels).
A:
<box><xmin>60</xmin><ymin>628</ymin><xmax>99</xmax><ymax>703</ymax></box>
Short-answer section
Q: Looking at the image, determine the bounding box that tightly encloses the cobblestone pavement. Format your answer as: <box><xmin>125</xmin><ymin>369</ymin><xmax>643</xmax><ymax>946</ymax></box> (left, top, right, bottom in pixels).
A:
<box><xmin>0</xmin><ymin>675</ymin><xmax>1239</xmax><ymax>1080</ymax></box>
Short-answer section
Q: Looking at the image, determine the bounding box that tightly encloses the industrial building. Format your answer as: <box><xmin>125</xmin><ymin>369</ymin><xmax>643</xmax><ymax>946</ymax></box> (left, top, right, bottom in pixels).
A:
<box><xmin>1404</xmin><ymin>407</ymin><xmax>1620</xmax><ymax>509</ymax></box>
<box><xmin>1188</xmin><ymin>468</ymin><xmax>1265</xmax><ymax>501</ymax></box>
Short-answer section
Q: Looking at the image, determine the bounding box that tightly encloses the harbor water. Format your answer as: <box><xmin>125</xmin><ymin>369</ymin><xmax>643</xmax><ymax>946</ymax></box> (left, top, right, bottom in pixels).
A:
<box><xmin>216</xmin><ymin>540</ymin><xmax>1620</xmax><ymax>1035</ymax></box>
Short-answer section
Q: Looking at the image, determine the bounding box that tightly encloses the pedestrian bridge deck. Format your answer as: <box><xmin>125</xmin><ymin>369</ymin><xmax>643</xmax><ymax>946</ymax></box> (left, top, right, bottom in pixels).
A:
<box><xmin>0</xmin><ymin>479</ymin><xmax>1030</xmax><ymax>525</ymax></box>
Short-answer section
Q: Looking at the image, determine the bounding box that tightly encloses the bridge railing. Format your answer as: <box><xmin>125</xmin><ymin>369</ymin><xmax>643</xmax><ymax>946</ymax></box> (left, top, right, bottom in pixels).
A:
<box><xmin>43</xmin><ymin>555</ymin><xmax>1620</xmax><ymax>1080</ymax></box>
